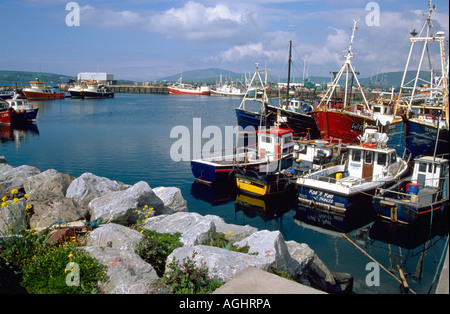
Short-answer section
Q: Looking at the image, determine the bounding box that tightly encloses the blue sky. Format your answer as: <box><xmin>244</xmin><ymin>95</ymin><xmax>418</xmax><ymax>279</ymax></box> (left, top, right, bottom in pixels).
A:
<box><xmin>0</xmin><ymin>0</ymin><xmax>448</xmax><ymax>81</ymax></box>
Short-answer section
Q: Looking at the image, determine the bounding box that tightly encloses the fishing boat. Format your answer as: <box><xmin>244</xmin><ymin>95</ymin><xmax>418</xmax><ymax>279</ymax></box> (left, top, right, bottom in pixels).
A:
<box><xmin>296</xmin><ymin>128</ymin><xmax>409</xmax><ymax>213</ymax></box>
<box><xmin>0</xmin><ymin>90</ymin><xmax>14</xmax><ymax>100</ymax></box>
<box><xmin>6</xmin><ymin>97</ymin><xmax>39</xmax><ymax>123</ymax></box>
<box><xmin>311</xmin><ymin>20</ymin><xmax>376</xmax><ymax>144</ymax></box>
<box><xmin>22</xmin><ymin>80</ymin><xmax>65</xmax><ymax>100</ymax></box>
<box><xmin>168</xmin><ymin>73</ymin><xmax>211</xmax><ymax>95</ymax></box>
<box><xmin>373</xmin><ymin>156</ymin><xmax>448</xmax><ymax>224</ymax></box>
<box><xmin>191</xmin><ymin>126</ymin><xmax>294</xmax><ymax>185</ymax></box>
<box><xmin>0</xmin><ymin>102</ymin><xmax>13</xmax><ymax>125</ymax></box>
<box><xmin>235</xmin><ymin>138</ymin><xmax>343</xmax><ymax>196</ymax></box>
<box><xmin>385</xmin><ymin>1</ymin><xmax>449</xmax><ymax>159</ymax></box>
<box><xmin>211</xmin><ymin>75</ymin><xmax>245</xmax><ymax>97</ymax></box>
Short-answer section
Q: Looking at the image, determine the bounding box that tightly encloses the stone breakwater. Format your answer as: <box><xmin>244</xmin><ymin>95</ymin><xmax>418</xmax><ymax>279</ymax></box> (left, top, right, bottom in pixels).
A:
<box><xmin>0</xmin><ymin>156</ymin><xmax>352</xmax><ymax>294</ymax></box>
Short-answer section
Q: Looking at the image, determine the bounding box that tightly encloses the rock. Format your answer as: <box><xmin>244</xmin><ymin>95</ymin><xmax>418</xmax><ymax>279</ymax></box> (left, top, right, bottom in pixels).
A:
<box><xmin>0</xmin><ymin>197</ymin><xmax>27</xmax><ymax>234</ymax></box>
<box><xmin>0</xmin><ymin>156</ymin><xmax>7</xmax><ymax>164</ymax></box>
<box><xmin>84</xmin><ymin>246</ymin><xmax>159</xmax><ymax>294</ymax></box>
<box><xmin>23</xmin><ymin>169</ymin><xmax>74</xmax><ymax>198</ymax></box>
<box><xmin>86</xmin><ymin>223</ymin><xmax>143</xmax><ymax>251</ymax></box>
<box><xmin>143</xmin><ymin>212</ymin><xmax>215</xmax><ymax>246</ymax></box>
<box><xmin>27</xmin><ymin>191</ymin><xmax>86</xmax><ymax>229</ymax></box>
<box><xmin>0</xmin><ymin>165</ymin><xmax>40</xmax><ymax>197</ymax></box>
<box><xmin>66</xmin><ymin>172</ymin><xmax>130</xmax><ymax>211</ymax></box>
<box><xmin>286</xmin><ymin>241</ymin><xmax>316</xmax><ymax>278</ymax></box>
<box><xmin>166</xmin><ymin>245</ymin><xmax>262</xmax><ymax>283</ymax></box>
<box><xmin>153</xmin><ymin>187</ymin><xmax>188</xmax><ymax>214</ymax></box>
<box><xmin>208</xmin><ymin>215</ymin><xmax>258</xmax><ymax>242</ymax></box>
<box><xmin>89</xmin><ymin>181</ymin><xmax>164</xmax><ymax>225</ymax></box>
<box><xmin>234</xmin><ymin>230</ymin><xmax>299</xmax><ymax>277</ymax></box>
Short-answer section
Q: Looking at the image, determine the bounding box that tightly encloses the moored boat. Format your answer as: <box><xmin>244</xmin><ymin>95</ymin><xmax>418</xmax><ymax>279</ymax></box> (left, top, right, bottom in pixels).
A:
<box><xmin>296</xmin><ymin>128</ymin><xmax>409</xmax><ymax>213</ymax></box>
<box><xmin>191</xmin><ymin>126</ymin><xmax>294</xmax><ymax>185</ymax></box>
<box><xmin>68</xmin><ymin>81</ymin><xmax>114</xmax><ymax>99</ymax></box>
<box><xmin>6</xmin><ymin>97</ymin><xmax>39</xmax><ymax>123</ymax></box>
<box><xmin>0</xmin><ymin>103</ymin><xmax>13</xmax><ymax>125</ymax></box>
<box><xmin>168</xmin><ymin>73</ymin><xmax>210</xmax><ymax>95</ymax></box>
<box><xmin>373</xmin><ymin>156</ymin><xmax>449</xmax><ymax>224</ymax></box>
<box><xmin>22</xmin><ymin>80</ymin><xmax>65</xmax><ymax>100</ymax></box>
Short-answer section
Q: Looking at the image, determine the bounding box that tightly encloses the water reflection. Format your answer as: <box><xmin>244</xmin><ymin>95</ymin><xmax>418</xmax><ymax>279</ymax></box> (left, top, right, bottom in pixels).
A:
<box><xmin>0</xmin><ymin>123</ymin><xmax>39</xmax><ymax>145</ymax></box>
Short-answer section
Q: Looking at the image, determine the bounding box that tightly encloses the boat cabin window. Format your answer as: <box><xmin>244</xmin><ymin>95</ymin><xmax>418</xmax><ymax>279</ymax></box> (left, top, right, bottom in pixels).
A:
<box><xmin>364</xmin><ymin>151</ymin><xmax>373</xmax><ymax>164</ymax></box>
<box><xmin>419</xmin><ymin>162</ymin><xmax>427</xmax><ymax>173</ymax></box>
<box><xmin>352</xmin><ymin>150</ymin><xmax>361</xmax><ymax>162</ymax></box>
<box><xmin>373</xmin><ymin>106</ymin><xmax>381</xmax><ymax>113</ymax></box>
<box><xmin>284</xmin><ymin>135</ymin><xmax>293</xmax><ymax>144</ymax></box>
<box><xmin>389</xmin><ymin>152</ymin><xmax>396</xmax><ymax>165</ymax></box>
<box><xmin>260</xmin><ymin>136</ymin><xmax>272</xmax><ymax>144</ymax></box>
<box><xmin>377</xmin><ymin>153</ymin><xmax>387</xmax><ymax>166</ymax></box>
<box><xmin>298</xmin><ymin>145</ymin><xmax>307</xmax><ymax>155</ymax></box>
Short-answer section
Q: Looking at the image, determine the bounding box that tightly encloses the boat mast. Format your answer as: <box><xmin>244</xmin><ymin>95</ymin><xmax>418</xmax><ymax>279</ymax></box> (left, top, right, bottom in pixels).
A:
<box><xmin>285</xmin><ymin>39</ymin><xmax>292</xmax><ymax>110</ymax></box>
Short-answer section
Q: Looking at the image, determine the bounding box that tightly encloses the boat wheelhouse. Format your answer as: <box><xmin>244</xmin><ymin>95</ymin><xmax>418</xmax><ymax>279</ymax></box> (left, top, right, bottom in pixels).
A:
<box><xmin>373</xmin><ymin>156</ymin><xmax>449</xmax><ymax>224</ymax></box>
<box><xmin>296</xmin><ymin>128</ymin><xmax>409</xmax><ymax>213</ymax></box>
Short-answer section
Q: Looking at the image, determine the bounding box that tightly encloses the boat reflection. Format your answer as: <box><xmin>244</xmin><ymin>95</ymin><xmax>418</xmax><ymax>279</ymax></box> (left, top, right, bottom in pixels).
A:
<box><xmin>190</xmin><ymin>180</ymin><xmax>236</xmax><ymax>206</ymax></box>
<box><xmin>234</xmin><ymin>193</ymin><xmax>295</xmax><ymax>230</ymax></box>
<box><xmin>0</xmin><ymin>123</ymin><xmax>39</xmax><ymax>144</ymax></box>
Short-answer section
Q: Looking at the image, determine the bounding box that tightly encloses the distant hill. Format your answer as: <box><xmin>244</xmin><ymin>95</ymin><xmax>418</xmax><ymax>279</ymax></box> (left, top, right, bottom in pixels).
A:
<box><xmin>0</xmin><ymin>70</ymin><xmax>75</xmax><ymax>85</ymax></box>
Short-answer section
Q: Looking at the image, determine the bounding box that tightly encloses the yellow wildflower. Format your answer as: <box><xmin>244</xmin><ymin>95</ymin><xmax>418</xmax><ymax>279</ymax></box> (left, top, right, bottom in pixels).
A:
<box><xmin>11</xmin><ymin>189</ymin><xmax>18</xmax><ymax>195</ymax></box>
<box><xmin>68</xmin><ymin>253</ymin><xmax>73</xmax><ymax>258</ymax></box>
<box><xmin>2</xmin><ymin>196</ymin><xmax>7</xmax><ymax>202</ymax></box>
<box><xmin>13</xmin><ymin>198</ymin><xmax>19</xmax><ymax>203</ymax></box>
<box><xmin>24</xmin><ymin>194</ymin><xmax>28</xmax><ymax>199</ymax></box>
<box><xmin>26</xmin><ymin>204</ymin><xmax>33</xmax><ymax>210</ymax></box>
<box><xmin>1</xmin><ymin>202</ymin><xmax>8</xmax><ymax>208</ymax></box>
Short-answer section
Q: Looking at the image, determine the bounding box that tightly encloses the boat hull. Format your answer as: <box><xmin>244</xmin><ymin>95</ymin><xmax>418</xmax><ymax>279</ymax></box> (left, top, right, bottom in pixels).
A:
<box><xmin>373</xmin><ymin>196</ymin><xmax>449</xmax><ymax>225</ymax></box>
<box><xmin>235</xmin><ymin>171</ymin><xmax>294</xmax><ymax>197</ymax></box>
<box><xmin>168</xmin><ymin>87</ymin><xmax>210</xmax><ymax>95</ymax></box>
<box><xmin>22</xmin><ymin>91</ymin><xmax>65</xmax><ymax>100</ymax></box>
<box><xmin>312</xmin><ymin>109</ymin><xmax>376</xmax><ymax>144</ymax></box>
<box><xmin>235</xmin><ymin>108</ymin><xmax>276</xmax><ymax>130</ymax></box>
<box><xmin>385</xmin><ymin>117</ymin><xmax>449</xmax><ymax>159</ymax></box>
<box><xmin>0</xmin><ymin>109</ymin><xmax>12</xmax><ymax>125</ymax></box>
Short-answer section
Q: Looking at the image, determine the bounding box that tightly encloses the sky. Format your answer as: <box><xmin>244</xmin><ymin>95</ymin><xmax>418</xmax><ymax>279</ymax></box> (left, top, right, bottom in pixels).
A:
<box><xmin>0</xmin><ymin>0</ymin><xmax>448</xmax><ymax>82</ymax></box>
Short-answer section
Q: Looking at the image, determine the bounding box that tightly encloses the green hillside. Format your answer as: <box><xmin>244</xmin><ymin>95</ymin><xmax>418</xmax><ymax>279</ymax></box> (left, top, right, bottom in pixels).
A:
<box><xmin>0</xmin><ymin>70</ymin><xmax>75</xmax><ymax>85</ymax></box>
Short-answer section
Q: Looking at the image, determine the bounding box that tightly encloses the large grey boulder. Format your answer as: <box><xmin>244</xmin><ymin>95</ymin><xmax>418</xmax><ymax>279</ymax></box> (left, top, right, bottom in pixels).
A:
<box><xmin>66</xmin><ymin>172</ymin><xmax>129</xmax><ymax>210</ymax></box>
<box><xmin>84</xmin><ymin>246</ymin><xmax>159</xmax><ymax>294</ymax></box>
<box><xmin>89</xmin><ymin>181</ymin><xmax>164</xmax><ymax>225</ymax></box>
<box><xmin>0</xmin><ymin>164</ymin><xmax>40</xmax><ymax>197</ymax></box>
<box><xmin>27</xmin><ymin>191</ymin><xmax>86</xmax><ymax>229</ymax></box>
<box><xmin>86</xmin><ymin>223</ymin><xmax>143</xmax><ymax>251</ymax></box>
<box><xmin>0</xmin><ymin>197</ymin><xmax>27</xmax><ymax>234</ymax></box>
<box><xmin>153</xmin><ymin>187</ymin><xmax>188</xmax><ymax>214</ymax></box>
<box><xmin>143</xmin><ymin>212</ymin><xmax>215</xmax><ymax>246</ymax></box>
<box><xmin>23</xmin><ymin>169</ymin><xmax>74</xmax><ymax>198</ymax></box>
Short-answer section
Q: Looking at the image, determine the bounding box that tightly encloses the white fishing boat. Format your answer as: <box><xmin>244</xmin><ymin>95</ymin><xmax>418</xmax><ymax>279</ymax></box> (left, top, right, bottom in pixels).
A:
<box><xmin>168</xmin><ymin>73</ymin><xmax>211</xmax><ymax>95</ymax></box>
<box><xmin>211</xmin><ymin>74</ymin><xmax>245</xmax><ymax>96</ymax></box>
<box><xmin>296</xmin><ymin>128</ymin><xmax>409</xmax><ymax>213</ymax></box>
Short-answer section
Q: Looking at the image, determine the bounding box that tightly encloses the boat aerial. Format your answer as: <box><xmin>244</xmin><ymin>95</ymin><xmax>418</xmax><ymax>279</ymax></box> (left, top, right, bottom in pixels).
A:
<box><xmin>373</xmin><ymin>155</ymin><xmax>448</xmax><ymax>224</ymax></box>
<box><xmin>311</xmin><ymin>19</ymin><xmax>377</xmax><ymax>144</ymax></box>
<box><xmin>296</xmin><ymin>128</ymin><xmax>409</xmax><ymax>213</ymax></box>
<box><xmin>385</xmin><ymin>1</ymin><xmax>448</xmax><ymax>159</ymax></box>
<box><xmin>168</xmin><ymin>73</ymin><xmax>211</xmax><ymax>95</ymax></box>
<box><xmin>22</xmin><ymin>80</ymin><xmax>65</xmax><ymax>100</ymax></box>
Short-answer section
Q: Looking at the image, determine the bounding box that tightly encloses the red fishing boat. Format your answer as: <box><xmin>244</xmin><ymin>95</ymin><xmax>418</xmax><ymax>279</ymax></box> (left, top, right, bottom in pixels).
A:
<box><xmin>312</xmin><ymin>19</ymin><xmax>376</xmax><ymax>144</ymax></box>
<box><xmin>0</xmin><ymin>103</ymin><xmax>13</xmax><ymax>125</ymax></box>
<box><xmin>168</xmin><ymin>73</ymin><xmax>211</xmax><ymax>95</ymax></box>
<box><xmin>22</xmin><ymin>80</ymin><xmax>65</xmax><ymax>100</ymax></box>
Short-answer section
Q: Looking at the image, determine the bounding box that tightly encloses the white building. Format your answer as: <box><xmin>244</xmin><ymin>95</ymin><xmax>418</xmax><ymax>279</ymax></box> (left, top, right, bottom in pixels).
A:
<box><xmin>77</xmin><ymin>72</ymin><xmax>115</xmax><ymax>85</ymax></box>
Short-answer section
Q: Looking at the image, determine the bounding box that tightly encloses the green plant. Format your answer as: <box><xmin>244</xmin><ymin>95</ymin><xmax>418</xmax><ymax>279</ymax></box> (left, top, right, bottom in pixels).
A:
<box><xmin>203</xmin><ymin>232</ymin><xmax>249</xmax><ymax>253</ymax></box>
<box><xmin>0</xmin><ymin>230</ymin><xmax>107</xmax><ymax>294</ymax></box>
<box><xmin>160</xmin><ymin>253</ymin><xmax>222</xmax><ymax>294</ymax></box>
<box><xmin>135</xmin><ymin>229</ymin><xmax>183</xmax><ymax>277</ymax></box>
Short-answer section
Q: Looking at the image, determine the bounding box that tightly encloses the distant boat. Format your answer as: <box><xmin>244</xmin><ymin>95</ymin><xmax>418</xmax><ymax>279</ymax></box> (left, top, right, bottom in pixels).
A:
<box><xmin>168</xmin><ymin>73</ymin><xmax>211</xmax><ymax>95</ymax></box>
<box><xmin>296</xmin><ymin>128</ymin><xmax>409</xmax><ymax>213</ymax></box>
<box><xmin>22</xmin><ymin>80</ymin><xmax>65</xmax><ymax>100</ymax></box>
<box><xmin>0</xmin><ymin>90</ymin><xmax>14</xmax><ymax>100</ymax></box>
<box><xmin>373</xmin><ymin>155</ymin><xmax>448</xmax><ymax>224</ymax></box>
<box><xmin>385</xmin><ymin>2</ymin><xmax>449</xmax><ymax>159</ymax></box>
<box><xmin>68</xmin><ymin>81</ymin><xmax>114</xmax><ymax>99</ymax></box>
<box><xmin>311</xmin><ymin>20</ymin><xmax>376</xmax><ymax>145</ymax></box>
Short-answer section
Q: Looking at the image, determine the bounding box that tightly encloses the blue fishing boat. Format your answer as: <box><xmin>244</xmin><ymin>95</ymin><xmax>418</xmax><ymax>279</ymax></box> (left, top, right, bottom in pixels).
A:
<box><xmin>373</xmin><ymin>156</ymin><xmax>449</xmax><ymax>224</ymax></box>
<box><xmin>385</xmin><ymin>2</ymin><xmax>449</xmax><ymax>159</ymax></box>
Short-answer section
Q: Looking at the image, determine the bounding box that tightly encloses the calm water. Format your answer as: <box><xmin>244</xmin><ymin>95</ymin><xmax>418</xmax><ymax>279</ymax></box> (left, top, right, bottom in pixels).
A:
<box><xmin>1</xmin><ymin>93</ymin><xmax>448</xmax><ymax>294</ymax></box>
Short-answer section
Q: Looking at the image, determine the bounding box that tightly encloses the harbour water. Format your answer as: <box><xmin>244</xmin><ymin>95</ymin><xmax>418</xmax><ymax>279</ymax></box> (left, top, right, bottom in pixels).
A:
<box><xmin>1</xmin><ymin>93</ymin><xmax>448</xmax><ymax>294</ymax></box>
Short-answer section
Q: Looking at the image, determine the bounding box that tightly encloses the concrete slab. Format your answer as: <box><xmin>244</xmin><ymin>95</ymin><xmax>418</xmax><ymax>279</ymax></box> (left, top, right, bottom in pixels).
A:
<box><xmin>213</xmin><ymin>267</ymin><xmax>326</xmax><ymax>294</ymax></box>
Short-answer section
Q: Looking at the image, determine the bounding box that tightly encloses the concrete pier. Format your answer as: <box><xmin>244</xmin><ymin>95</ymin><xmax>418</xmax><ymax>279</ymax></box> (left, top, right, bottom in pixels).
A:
<box><xmin>108</xmin><ymin>85</ymin><xmax>169</xmax><ymax>94</ymax></box>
